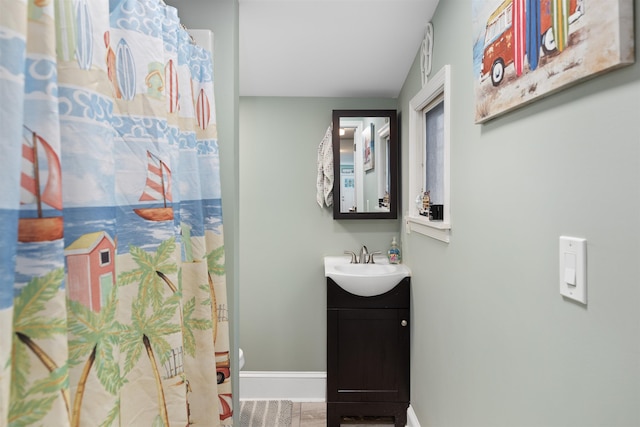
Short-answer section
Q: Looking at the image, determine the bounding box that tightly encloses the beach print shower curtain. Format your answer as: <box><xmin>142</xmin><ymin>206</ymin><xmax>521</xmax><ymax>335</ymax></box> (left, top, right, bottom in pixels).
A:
<box><xmin>0</xmin><ymin>0</ymin><xmax>233</xmax><ymax>425</ymax></box>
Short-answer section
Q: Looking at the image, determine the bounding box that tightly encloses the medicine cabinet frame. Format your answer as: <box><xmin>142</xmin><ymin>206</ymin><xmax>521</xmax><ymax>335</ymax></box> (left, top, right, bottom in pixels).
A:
<box><xmin>332</xmin><ymin>109</ymin><xmax>399</xmax><ymax>220</ymax></box>
<box><xmin>406</xmin><ymin>65</ymin><xmax>451</xmax><ymax>242</ymax></box>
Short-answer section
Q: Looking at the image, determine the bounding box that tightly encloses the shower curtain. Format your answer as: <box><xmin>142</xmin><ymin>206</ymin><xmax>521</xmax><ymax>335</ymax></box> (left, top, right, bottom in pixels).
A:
<box><xmin>0</xmin><ymin>0</ymin><xmax>233</xmax><ymax>426</ymax></box>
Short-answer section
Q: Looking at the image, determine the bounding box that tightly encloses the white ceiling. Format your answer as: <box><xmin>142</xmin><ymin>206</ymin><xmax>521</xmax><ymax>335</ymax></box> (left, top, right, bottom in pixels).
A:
<box><xmin>239</xmin><ymin>0</ymin><xmax>440</xmax><ymax>98</ymax></box>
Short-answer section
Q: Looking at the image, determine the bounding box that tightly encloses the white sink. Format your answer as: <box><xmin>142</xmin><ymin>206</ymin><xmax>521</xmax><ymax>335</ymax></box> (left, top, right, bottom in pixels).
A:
<box><xmin>324</xmin><ymin>255</ymin><xmax>411</xmax><ymax>297</ymax></box>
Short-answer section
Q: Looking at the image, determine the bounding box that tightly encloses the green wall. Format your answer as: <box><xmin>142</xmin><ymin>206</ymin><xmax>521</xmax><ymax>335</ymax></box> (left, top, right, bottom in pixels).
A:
<box><xmin>239</xmin><ymin>97</ymin><xmax>400</xmax><ymax>371</ymax></box>
<box><xmin>398</xmin><ymin>1</ymin><xmax>640</xmax><ymax>425</ymax></box>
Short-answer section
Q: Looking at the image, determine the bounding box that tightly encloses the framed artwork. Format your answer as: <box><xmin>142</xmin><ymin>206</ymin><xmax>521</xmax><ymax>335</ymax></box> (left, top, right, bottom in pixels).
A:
<box><xmin>363</xmin><ymin>123</ymin><xmax>375</xmax><ymax>172</ymax></box>
<box><xmin>473</xmin><ymin>0</ymin><xmax>634</xmax><ymax>123</ymax></box>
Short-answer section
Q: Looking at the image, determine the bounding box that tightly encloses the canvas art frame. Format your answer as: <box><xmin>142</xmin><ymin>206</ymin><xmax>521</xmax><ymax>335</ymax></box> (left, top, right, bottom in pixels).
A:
<box><xmin>473</xmin><ymin>0</ymin><xmax>635</xmax><ymax>123</ymax></box>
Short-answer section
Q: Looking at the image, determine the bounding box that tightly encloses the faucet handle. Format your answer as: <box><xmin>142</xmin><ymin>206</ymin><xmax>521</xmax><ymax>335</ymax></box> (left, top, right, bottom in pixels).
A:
<box><xmin>368</xmin><ymin>251</ymin><xmax>382</xmax><ymax>263</ymax></box>
<box><xmin>344</xmin><ymin>251</ymin><xmax>358</xmax><ymax>264</ymax></box>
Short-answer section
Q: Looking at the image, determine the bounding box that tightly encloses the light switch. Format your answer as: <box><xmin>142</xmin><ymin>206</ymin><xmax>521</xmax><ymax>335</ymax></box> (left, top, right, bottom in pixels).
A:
<box><xmin>559</xmin><ymin>236</ymin><xmax>587</xmax><ymax>304</ymax></box>
<box><xmin>564</xmin><ymin>253</ymin><xmax>576</xmax><ymax>285</ymax></box>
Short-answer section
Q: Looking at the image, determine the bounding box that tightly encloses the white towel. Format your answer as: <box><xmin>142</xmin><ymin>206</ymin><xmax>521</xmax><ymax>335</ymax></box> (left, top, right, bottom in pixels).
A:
<box><xmin>317</xmin><ymin>125</ymin><xmax>334</xmax><ymax>208</ymax></box>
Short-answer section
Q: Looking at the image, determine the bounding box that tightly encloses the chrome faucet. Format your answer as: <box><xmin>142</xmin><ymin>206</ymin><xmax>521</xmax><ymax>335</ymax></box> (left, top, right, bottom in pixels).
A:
<box><xmin>345</xmin><ymin>246</ymin><xmax>381</xmax><ymax>264</ymax></box>
<box><xmin>359</xmin><ymin>245</ymin><xmax>369</xmax><ymax>264</ymax></box>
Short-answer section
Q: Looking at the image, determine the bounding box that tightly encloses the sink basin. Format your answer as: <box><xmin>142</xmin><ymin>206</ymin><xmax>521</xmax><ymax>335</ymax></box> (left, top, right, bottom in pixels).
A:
<box><xmin>324</xmin><ymin>256</ymin><xmax>411</xmax><ymax>297</ymax></box>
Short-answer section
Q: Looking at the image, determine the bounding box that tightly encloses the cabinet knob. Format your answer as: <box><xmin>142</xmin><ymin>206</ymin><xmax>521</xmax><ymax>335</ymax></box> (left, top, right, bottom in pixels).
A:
<box><xmin>401</xmin><ymin>320</ymin><xmax>408</xmax><ymax>327</ymax></box>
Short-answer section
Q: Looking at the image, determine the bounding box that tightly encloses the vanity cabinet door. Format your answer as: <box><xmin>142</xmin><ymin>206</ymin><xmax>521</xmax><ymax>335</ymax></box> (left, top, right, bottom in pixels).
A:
<box><xmin>327</xmin><ymin>307</ymin><xmax>409</xmax><ymax>403</ymax></box>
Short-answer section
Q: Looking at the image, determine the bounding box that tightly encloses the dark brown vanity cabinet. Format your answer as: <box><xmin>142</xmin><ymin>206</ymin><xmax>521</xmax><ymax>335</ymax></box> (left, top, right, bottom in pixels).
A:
<box><xmin>326</xmin><ymin>277</ymin><xmax>410</xmax><ymax>427</ymax></box>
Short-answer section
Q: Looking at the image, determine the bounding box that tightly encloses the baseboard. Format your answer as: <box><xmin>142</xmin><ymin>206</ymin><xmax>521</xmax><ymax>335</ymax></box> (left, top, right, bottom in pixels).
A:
<box><xmin>406</xmin><ymin>405</ymin><xmax>421</xmax><ymax>427</ymax></box>
<box><xmin>239</xmin><ymin>371</ymin><xmax>421</xmax><ymax>426</ymax></box>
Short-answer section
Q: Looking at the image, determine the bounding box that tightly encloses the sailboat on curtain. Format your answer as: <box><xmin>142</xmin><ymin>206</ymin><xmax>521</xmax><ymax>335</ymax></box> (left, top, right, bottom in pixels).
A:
<box><xmin>19</xmin><ymin>126</ymin><xmax>64</xmax><ymax>242</ymax></box>
<box><xmin>134</xmin><ymin>150</ymin><xmax>174</xmax><ymax>221</ymax></box>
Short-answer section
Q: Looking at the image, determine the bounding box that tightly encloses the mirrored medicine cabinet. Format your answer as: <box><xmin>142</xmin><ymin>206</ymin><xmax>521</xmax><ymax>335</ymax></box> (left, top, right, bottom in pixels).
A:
<box><xmin>332</xmin><ymin>110</ymin><xmax>398</xmax><ymax>220</ymax></box>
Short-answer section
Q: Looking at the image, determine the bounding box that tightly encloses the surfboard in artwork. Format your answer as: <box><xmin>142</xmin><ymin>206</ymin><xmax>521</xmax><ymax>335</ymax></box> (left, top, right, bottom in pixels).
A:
<box><xmin>551</xmin><ymin>0</ymin><xmax>570</xmax><ymax>52</ymax></box>
<box><xmin>55</xmin><ymin>0</ymin><xmax>77</xmax><ymax>62</ymax></box>
<box><xmin>165</xmin><ymin>59</ymin><xmax>179</xmax><ymax>113</ymax></box>
<box><xmin>116</xmin><ymin>38</ymin><xmax>136</xmax><ymax>101</ymax></box>
<box><xmin>196</xmin><ymin>88</ymin><xmax>210</xmax><ymax>130</ymax></box>
<box><xmin>75</xmin><ymin>0</ymin><xmax>93</xmax><ymax>70</ymax></box>
<box><xmin>512</xmin><ymin>0</ymin><xmax>526</xmax><ymax>76</ymax></box>
<box><xmin>526</xmin><ymin>0</ymin><xmax>541</xmax><ymax>70</ymax></box>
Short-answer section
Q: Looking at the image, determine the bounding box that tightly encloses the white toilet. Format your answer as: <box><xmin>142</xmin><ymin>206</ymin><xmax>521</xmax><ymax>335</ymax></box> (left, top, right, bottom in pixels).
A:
<box><xmin>238</xmin><ymin>348</ymin><xmax>245</xmax><ymax>370</ymax></box>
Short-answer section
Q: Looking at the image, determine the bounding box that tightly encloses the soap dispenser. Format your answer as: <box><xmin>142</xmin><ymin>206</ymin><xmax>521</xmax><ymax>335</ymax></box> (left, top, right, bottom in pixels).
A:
<box><xmin>388</xmin><ymin>237</ymin><xmax>401</xmax><ymax>264</ymax></box>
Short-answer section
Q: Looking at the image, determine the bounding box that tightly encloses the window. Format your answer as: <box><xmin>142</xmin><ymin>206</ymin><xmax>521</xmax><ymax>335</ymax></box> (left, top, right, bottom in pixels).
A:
<box><xmin>406</xmin><ymin>65</ymin><xmax>451</xmax><ymax>242</ymax></box>
<box><xmin>99</xmin><ymin>249</ymin><xmax>111</xmax><ymax>266</ymax></box>
<box><xmin>425</xmin><ymin>98</ymin><xmax>445</xmax><ymax>209</ymax></box>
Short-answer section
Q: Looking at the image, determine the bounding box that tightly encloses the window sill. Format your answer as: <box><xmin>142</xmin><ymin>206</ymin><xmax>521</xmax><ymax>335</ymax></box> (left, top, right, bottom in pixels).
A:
<box><xmin>405</xmin><ymin>215</ymin><xmax>450</xmax><ymax>243</ymax></box>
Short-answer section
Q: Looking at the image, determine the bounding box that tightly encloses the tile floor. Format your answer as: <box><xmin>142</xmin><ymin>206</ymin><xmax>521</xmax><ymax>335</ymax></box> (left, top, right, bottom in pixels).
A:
<box><xmin>291</xmin><ymin>402</ymin><xmax>395</xmax><ymax>427</ymax></box>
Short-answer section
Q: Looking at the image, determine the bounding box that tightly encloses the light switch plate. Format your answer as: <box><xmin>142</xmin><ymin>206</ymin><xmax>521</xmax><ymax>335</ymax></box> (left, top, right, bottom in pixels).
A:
<box><xmin>559</xmin><ymin>236</ymin><xmax>587</xmax><ymax>304</ymax></box>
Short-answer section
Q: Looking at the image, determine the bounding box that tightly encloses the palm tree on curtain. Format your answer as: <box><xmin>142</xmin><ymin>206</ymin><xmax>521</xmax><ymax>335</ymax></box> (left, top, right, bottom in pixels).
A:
<box><xmin>181</xmin><ymin>292</ymin><xmax>212</xmax><ymax>358</ymax></box>
<box><xmin>121</xmin><ymin>237</ymin><xmax>183</xmax><ymax>333</ymax></box>
<box><xmin>119</xmin><ymin>292</ymin><xmax>182</xmax><ymax>427</ymax></box>
<box><xmin>179</xmin><ymin>225</ymin><xmax>221</xmax><ymax>423</ymax></box>
<box><xmin>203</xmin><ymin>245</ymin><xmax>225</xmax><ymax>343</ymax></box>
<box><xmin>119</xmin><ymin>238</ymin><xmax>178</xmax><ymax>311</ymax></box>
<box><xmin>9</xmin><ymin>268</ymin><xmax>70</xmax><ymax>425</ymax></box>
<box><xmin>178</xmin><ymin>226</ymin><xmax>222</xmax><ymax>344</ymax></box>
<box><xmin>66</xmin><ymin>288</ymin><xmax>124</xmax><ymax>427</ymax></box>
<box><xmin>118</xmin><ymin>236</ymin><xmax>216</xmax><ymax>425</ymax></box>
<box><xmin>118</xmin><ymin>239</ymin><xmax>183</xmax><ymax>426</ymax></box>
<box><xmin>206</xmin><ymin>246</ymin><xmax>225</xmax><ymax>277</ymax></box>
<box><xmin>177</xmin><ymin>226</ymin><xmax>214</xmax><ymax>355</ymax></box>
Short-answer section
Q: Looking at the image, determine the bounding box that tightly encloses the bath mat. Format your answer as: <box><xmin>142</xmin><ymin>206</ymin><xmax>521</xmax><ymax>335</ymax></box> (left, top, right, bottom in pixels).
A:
<box><xmin>239</xmin><ymin>400</ymin><xmax>293</xmax><ymax>427</ymax></box>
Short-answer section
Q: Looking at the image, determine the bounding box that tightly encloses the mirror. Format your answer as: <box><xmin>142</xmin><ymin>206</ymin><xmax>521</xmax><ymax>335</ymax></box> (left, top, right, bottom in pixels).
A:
<box><xmin>332</xmin><ymin>110</ymin><xmax>398</xmax><ymax>219</ymax></box>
